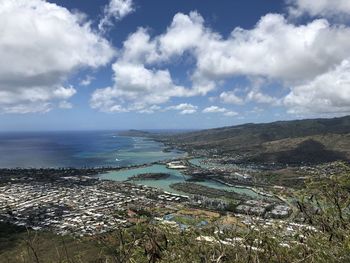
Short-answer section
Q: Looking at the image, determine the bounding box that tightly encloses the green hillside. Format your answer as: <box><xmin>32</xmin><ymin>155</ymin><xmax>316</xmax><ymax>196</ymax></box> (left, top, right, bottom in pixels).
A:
<box><xmin>162</xmin><ymin>116</ymin><xmax>350</xmax><ymax>164</ymax></box>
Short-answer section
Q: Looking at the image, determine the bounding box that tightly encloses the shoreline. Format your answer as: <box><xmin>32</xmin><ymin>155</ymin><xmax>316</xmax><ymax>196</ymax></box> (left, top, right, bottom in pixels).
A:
<box><xmin>0</xmin><ymin>134</ymin><xmax>274</xmax><ymax>202</ymax></box>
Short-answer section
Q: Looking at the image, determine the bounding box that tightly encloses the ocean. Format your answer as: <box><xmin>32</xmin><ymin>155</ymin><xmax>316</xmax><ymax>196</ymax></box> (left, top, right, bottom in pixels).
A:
<box><xmin>0</xmin><ymin>131</ymin><xmax>184</xmax><ymax>168</ymax></box>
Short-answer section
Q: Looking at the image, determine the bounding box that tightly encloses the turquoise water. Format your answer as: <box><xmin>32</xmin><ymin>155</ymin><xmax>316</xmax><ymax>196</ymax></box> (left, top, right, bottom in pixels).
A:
<box><xmin>189</xmin><ymin>158</ymin><xmax>265</xmax><ymax>198</ymax></box>
<box><xmin>99</xmin><ymin>164</ymin><xmax>264</xmax><ymax>198</ymax></box>
<box><xmin>0</xmin><ymin>131</ymin><xmax>184</xmax><ymax>168</ymax></box>
<box><xmin>113</xmin><ymin>137</ymin><xmax>185</xmax><ymax>167</ymax></box>
<box><xmin>99</xmin><ymin>164</ymin><xmax>188</xmax><ymax>193</ymax></box>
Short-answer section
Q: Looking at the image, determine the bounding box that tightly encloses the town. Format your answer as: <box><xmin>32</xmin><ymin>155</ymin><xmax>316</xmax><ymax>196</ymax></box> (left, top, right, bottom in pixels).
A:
<box><xmin>0</xmin><ymin>172</ymin><xmax>187</xmax><ymax>236</ymax></box>
<box><xmin>2</xmin><ymin>156</ymin><xmax>347</xmax><ymax>240</ymax></box>
<box><xmin>0</xmin><ymin>163</ymin><xmax>296</xmax><ymax>237</ymax></box>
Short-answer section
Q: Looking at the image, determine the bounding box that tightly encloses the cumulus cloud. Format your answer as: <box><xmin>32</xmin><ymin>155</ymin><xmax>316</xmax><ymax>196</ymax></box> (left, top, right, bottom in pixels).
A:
<box><xmin>0</xmin><ymin>0</ymin><xmax>114</xmax><ymax>113</ymax></box>
<box><xmin>202</xmin><ymin>106</ymin><xmax>227</xmax><ymax>113</ymax></box>
<box><xmin>200</xmin><ymin>13</ymin><xmax>350</xmax><ymax>113</ymax></box>
<box><xmin>80</xmin><ymin>75</ymin><xmax>95</xmax><ymax>86</ymax></box>
<box><xmin>138</xmin><ymin>105</ymin><xmax>162</xmax><ymax>114</ymax></box>
<box><xmin>288</xmin><ymin>0</ymin><xmax>350</xmax><ymax>18</ymax></box>
<box><xmin>167</xmin><ymin>103</ymin><xmax>198</xmax><ymax>114</ymax></box>
<box><xmin>188</xmin><ymin>11</ymin><xmax>350</xmax><ymax>115</ymax></box>
<box><xmin>194</xmin><ymin>14</ymin><xmax>350</xmax><ymax>83</ymax></box>
<box><xmin>220</xmin><ymin>91</ymin><xmax>244</xmax><ymax>105</ymax></box>
<box><xmin>157</xmin><ymin>12</ymin><xmax>206</xmax><ymax>60</ymax></box>
<box><xmin>220</xmin><ymin>79</ymin><xmax>279</xmax><ymax>107</ymax></box>
<box><xmin>99</xmin><ymin>0</ymin><xmax>134</xmax><ymax>32</ymax></box>
<box><xmin>90</xmin><ymin>62</ymin><xmax>188</xmax><ymax>112</ymax></box>
<box><xmin>219</xmin><ymin>88</ymin><xmax>280</xmax><ymax>107</ymax></box>
<box><xmin>203</xmin><ymin>106</ymin><xmax>238</xmax><ymax>117</ymax></box>
<box><xmin>284</xmin><ymin>60</ymin><xmax>350</xmax><ymax>114</ymax></box>
<box><xmin>92</xmin><ymin>9</ymin><xmax>350</xmax><ymax>115</ymax></box>
<box><xmin>91</xmin><ymin>12</ymin><xmax>217</xmax><ymax>113</ymax></box>
<box><xmin>2</xmin><ymin>103</ymin><xmax>52</xmax><ymax>114</ymax></box>
<box><xmin>246</xmin><ymin>89</ymin><xmax>281</xmax><ymax>105</ymax></box>
<box><xmin>223</xmin><ymin>111</ymin><xmax>239</xmax><ymax>117</ymax></box>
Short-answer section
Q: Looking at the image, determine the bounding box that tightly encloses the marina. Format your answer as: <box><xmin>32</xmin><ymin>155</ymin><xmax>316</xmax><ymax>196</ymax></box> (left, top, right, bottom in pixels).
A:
<box><xmin>99</xmin><ymin>162</ymin><xmax>267</xmax><ymax>199</ymax></box>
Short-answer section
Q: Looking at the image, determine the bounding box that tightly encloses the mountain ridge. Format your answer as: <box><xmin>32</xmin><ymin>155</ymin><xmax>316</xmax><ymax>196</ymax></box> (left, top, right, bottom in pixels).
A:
<box><xmin>161</xmin><ymin>115</ymin><xmax>350</xmax><ymax>165</ymax></box>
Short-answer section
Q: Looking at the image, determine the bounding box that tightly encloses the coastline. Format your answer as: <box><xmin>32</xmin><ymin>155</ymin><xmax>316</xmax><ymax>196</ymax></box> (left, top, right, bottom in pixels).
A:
<box><xmin>0</xmin><ymin>133</ymin><xmax>276</xmax><ymax>202</ymax></box>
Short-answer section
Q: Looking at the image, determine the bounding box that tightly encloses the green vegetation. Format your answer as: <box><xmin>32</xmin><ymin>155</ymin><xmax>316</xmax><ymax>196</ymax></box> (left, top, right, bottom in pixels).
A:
<box><xmin>0</xmin><ymin>223</ymin><xmax>26</xmax><ymax>252</ymax></box>
<box><xmin>128</xmin><ymin>173</ymin><xmax>170</xmax><ymax>181</ymax></box>
<box><xmin>259</xmin><ymin>170</ymin><xmax>306</xmax><ymax>188</ymax></box>
<box><xmin>170</xmin><ymin>182</ymin><xmax>248</xmax><ymax>200</ymax></box>
<box><xmin>2</xmin><ymin>165</ymin><xmax>350</xmax><ymax>262</ymax></box>
<box><xmin>0</xmin><ymin>225</ymin><xmax>105</xmax><ymax>263</ymax></box>
<box><xmin>172</xmin><ymin>215</ymin><xmax>205</xmax><ymax>226</ymax></box>
<box><xmin>163</xmin><ymin>115</ymin><xmax>350</xmax><ymax>164</ymax></box>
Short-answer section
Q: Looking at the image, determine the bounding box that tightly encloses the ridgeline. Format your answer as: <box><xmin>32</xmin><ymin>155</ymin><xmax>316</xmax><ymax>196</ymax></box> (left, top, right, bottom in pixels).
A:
<box><xmin>137</xmin><ymin>115</ymin><xmax>350</xmax><ymax>165</ymax></box>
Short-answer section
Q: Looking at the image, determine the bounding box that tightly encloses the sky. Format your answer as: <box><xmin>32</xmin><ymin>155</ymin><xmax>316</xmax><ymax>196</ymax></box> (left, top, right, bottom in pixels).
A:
<box><xmin>1</xmin><ymin>0</ymin><xmax>350</xmax><ymax>131</ymax></box>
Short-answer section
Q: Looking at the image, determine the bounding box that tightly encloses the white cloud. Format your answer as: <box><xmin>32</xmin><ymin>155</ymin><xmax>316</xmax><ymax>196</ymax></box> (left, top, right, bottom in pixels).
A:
<box><xmin>167</xmin><ymin>103</ymin><xmax>198</xmax><ymax>114</ymax></box>
<box><xmin>288</xmin><ymin>0</ymin><xmax>350</xmax><ymax>18</ymax></box>
<box><xmin>246</xmin><ymin>89</ymin><xmax>280</xmax><ymax>105</ymax></box>
<box><xmin>202</xmin><ymin>106</ymin><xmax>228</xmax><ymax>113</ymax></box>
<box><xmin>91</xmin><ymin>13</ymin><xmax>206</xmax><ymax>113</ymax></box>
<box><xmin>91</xmin><ymin>12</ymin><xmax>216</xmax><ymax>113</ymax></box>
<box><xmin>90</xmin><ymin>62</ymin><xmax>189</xmax><ymax>112</ymax></box>
<box><xmin>92</xmin><ymin>10</ymin><xmax>350</xmax><ymax>116</ymax></box>
<box><xmin>158</xmin><ymin>12</ymin><xmax>206</xmax><ymax>60</ymax></box>
<box><xmin>138</xmin><ymin>105</ymin><xmax>162</xmax><ymax>114</ymax></box>
<box><xmin>223</xmin><ymin>111</ymin><xmax>239</xmax><ymax>117</ymax></box>
<box><xmin>220</xmin><ymin>79</ymin><xmax>280</xmax><ymax>106</ymax></box>
<box><xmin>0</xmin><ymin>0</ymin><xmax>114</xmax><ymax>113</ymax></box>
<box><xmin>172</xmin><ymin>12</ymin><xmax>350</xmax><ymax>116</ymax></box>
<box><xmin>194</xmin><ymin>14</ymin><xmax>350</xmax><ymax>83</ymax></box>
<box><xmin>243</xmin><ymin>78</ymin><xmax>281</xmax><ymax>105</ymax></box>
<box><xmin>284</xmin><ymin>60</ymin><xmax>350</xmax><ymax>114</ymax></box>
<box><xmin>80</xmin><ymin>75</ymin><xmax>95</xmax><ymax>86</ymax></box>
<box><xmin>202</xmin><ymin>106</ymin><xmax>238</xmax><ymax>117</ymax></box>
<box><xmin>90</xmin><ymin>87</ymin><xmax>124</xmax><ymax>113</ymax></box>
<box><xmin>53</xmin><ymin>86</ymin><xmax>77</xmax><ymax>100</ymax></box>
<box><xmin>220</xmin><ymin>91</ymin><xmax>244</xmax><ymax>105</ymax></box>
<box><xmin>1</xmin><ymin>103</ymin><xmax>52</xmax><ymax>114</ymax></box>
<box><xmin>119</xmin><ymin>28</ymin><xmax>159</xmax><ymax>64</ymax></box>
<box><xmin>99</xmin><ymin>0</ymin><xmax>134</xmax><ymax>32</ymax></box>
<box><xmin>59</xmin><ymin>101</ymin><xmax>73</xmax><ymax>109</ymax></box>
<box><xmin>0</xmin><ymin>86</ymin><xmax>77</xmax><ymax>113</ymax></box>
<box><xmin>187</xmin><ymin>12</ymin><xmax>350</xmax><ymax>114</ymax></box>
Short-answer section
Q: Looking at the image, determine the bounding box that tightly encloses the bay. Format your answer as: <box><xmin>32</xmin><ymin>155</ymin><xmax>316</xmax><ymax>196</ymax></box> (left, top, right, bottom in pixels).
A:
<box><xmin>0</xmin><ymin>131</ymin><xmax>183</xmax><ymax>168</ymax></box>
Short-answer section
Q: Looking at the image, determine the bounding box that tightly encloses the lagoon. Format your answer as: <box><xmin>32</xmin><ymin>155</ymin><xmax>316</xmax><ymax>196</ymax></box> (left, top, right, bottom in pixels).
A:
<box><xmin>99</xmin><ymin>164</ymin><xmax>265</xmax><ymax>198</ymax></box>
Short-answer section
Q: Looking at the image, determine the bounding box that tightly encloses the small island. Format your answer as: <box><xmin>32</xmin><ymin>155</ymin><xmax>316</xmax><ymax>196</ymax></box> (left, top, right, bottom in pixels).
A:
<box><xmin>128</xmin><ymin>173</ymin><xmax>171</xmax><ymax>181</ymax></box>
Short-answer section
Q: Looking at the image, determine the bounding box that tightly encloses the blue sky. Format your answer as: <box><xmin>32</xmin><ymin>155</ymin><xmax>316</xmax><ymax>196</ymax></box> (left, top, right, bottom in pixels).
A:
<box><xmin>1</xmin><ymin>0</ymin><xmax>350</xmax><ymax>131</ymax></box>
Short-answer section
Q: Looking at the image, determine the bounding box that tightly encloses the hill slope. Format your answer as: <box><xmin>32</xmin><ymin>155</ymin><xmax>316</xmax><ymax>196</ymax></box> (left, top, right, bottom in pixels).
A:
<box><xmin>162</xmin><ymin>116</ymin><xmax>350</xmax><ymax>165</ymax></box>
